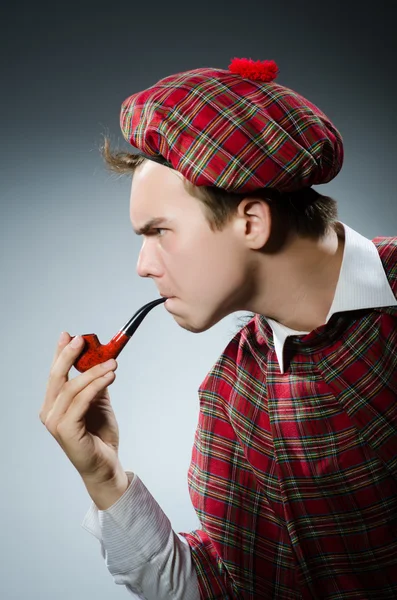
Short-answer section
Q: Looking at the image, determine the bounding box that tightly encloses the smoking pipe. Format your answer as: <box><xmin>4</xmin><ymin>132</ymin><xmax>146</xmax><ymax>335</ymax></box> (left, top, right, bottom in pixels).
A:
<box><xmin>71</xmin><ymin>297</ymin><xmax>167</xmax><ymax>373</ymax></box>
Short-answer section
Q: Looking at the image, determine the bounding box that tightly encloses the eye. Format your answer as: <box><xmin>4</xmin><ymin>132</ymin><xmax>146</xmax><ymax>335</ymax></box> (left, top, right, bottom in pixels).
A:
<box><xmin>154</xmin><ymin>228</ymin><xmax>166</xmax><ymax>236</ymax></box>
<box><xmin>143</xmin><ymin>228</ymin><xmax>167</xmax><ymax>239</ymax></box>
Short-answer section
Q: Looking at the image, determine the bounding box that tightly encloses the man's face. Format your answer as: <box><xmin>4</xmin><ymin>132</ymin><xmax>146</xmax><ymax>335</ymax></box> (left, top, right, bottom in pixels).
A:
<box><xmin>129</xmin><ymin>160</ymin><xmax>255</xmax><ymax>333</ymax></box>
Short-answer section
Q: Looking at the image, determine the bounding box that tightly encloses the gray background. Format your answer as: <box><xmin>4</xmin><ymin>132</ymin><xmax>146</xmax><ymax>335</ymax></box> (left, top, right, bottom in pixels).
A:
<box><xmin>1</xmin><ymin>1</ymin><xmax>396</xmax><ymax>598</ymax></box>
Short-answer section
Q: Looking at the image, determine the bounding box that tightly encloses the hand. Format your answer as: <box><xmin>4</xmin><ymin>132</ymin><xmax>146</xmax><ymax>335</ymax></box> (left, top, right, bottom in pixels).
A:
<box><xmin>40</xmin><ymin>331</ymin><xmax>122</xmax><ymax>486</ymax></box>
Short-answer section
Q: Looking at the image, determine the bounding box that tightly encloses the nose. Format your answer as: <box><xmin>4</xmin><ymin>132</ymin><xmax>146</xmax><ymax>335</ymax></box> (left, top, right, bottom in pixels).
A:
<box><xmin>136</xmin><ymin>240</ymin><xmax>162</xmax><ymax>278</ymax></box>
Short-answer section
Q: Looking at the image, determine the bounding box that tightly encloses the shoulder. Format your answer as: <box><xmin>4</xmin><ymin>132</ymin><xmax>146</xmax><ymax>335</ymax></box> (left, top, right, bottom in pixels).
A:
<box><xmin>372</xmin><ymin>235</ymin><xmax>397</xmax><ymax>304</ymax></box>
<box><xmin>372</xmin><ymin>235</ymin><xmax>397</xmax><ymax>267</ymax></box>
<box><xmin>198</xmin><ymin>316</ymin><xmax>267</xmax><ymax>398</ymax></box>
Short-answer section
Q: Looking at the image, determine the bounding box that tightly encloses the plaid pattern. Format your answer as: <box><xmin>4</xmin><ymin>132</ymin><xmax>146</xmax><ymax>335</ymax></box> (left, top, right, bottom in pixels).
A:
<box><xmin>120</xmin><ymin>67</ymin><xmax>343</xmax><ymax>193</ymax></box>
<box><xmin>179</xmin><ymin>237</ymin><xmax>397</xmax><ymax>599</ymax></box>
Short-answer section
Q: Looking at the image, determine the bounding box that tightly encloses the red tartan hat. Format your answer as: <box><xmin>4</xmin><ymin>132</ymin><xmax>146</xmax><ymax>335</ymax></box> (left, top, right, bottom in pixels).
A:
<box><xmin>120</xmin><ymin>58</ymin><xmax>344</xmax><ymax>193</ymax></box>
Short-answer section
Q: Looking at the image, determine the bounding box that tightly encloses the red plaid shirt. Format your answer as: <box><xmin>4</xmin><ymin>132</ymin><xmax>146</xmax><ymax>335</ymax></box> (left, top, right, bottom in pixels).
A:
<box><xmin>180</xmin><ymin>236</ymin><xmax>397</xmax><ymax>599</ymax></box>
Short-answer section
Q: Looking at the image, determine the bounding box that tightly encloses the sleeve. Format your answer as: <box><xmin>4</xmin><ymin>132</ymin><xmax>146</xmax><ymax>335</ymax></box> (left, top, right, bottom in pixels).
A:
<box><xmin>81</xmin><ymin>470</ymin><xmax>200</xmax><ymax>600</ymax></box>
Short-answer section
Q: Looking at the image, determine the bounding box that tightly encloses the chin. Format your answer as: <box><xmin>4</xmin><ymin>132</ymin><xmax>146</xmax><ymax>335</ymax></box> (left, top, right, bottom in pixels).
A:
<box><xmin>165</xmin><ymin>298</ymin><xmax>226</xmax><ymax>333</ymax></box>
<box><xmin>175</xmin><ymin>313</ymin><xmax>222</xmax><ymax>334</ymax></box>
<box><xmin>170</xmin><ymin>315</ymin><xmax>206</xmax><ymax>334</ymax></box>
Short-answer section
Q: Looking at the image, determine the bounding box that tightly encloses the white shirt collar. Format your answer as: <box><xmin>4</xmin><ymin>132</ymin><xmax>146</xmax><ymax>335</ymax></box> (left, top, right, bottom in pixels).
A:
<box><xmin>265</xmin><ymin>222</ymin><xmax>397</xmax><ymax>373</ymax></box>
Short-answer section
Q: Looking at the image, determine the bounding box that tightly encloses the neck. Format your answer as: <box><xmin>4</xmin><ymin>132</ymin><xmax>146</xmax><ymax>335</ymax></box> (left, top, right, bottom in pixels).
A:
<box><xmin>249</xmin><ymin>223</ymin><xmax>345</xmax><ymax>332</ymax></box>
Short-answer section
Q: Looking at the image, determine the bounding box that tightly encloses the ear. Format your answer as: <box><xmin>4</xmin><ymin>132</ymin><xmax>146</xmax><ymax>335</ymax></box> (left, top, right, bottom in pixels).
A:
<box><xmin>236</xmin><ymin>198</ymin><xmax>272</xmax><ymax>249</ymax></box>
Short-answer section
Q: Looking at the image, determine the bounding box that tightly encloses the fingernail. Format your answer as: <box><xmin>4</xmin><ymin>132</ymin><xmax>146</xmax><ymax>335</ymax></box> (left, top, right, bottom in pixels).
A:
<box><xmin>101</xmin><ymin>359</ymin><xmax>116</xmax><ymax>369</ymax></box>
<box><xmin>70</xmin><ymin>335</ymin><xmax>82</xmax><ymax>347</ymax></box>
<box><xmin>59</xmin><ymin>331</ymin><xmax>68</xmax><ymax>345</ymax></box>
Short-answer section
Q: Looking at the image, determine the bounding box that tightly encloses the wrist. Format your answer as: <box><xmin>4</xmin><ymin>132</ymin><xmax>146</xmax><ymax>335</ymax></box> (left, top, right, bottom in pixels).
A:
<box><xmin>83</xmin><ymin>468</ymin><xmax>131</xmax><ymax>511</ymax></box>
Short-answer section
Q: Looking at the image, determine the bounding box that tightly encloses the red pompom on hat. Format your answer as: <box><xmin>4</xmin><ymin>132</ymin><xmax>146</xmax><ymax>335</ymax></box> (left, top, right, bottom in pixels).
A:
<box><xmin>228</xmin><ymin>57</ymin><xmax>279</xmax><ymax>82</ymax></box>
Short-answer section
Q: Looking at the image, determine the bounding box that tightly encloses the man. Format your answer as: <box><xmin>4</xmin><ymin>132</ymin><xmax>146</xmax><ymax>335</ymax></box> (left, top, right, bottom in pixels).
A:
<box><xmin>40</xmin><ymin>58</ymin><xmax>397</xmax><ymax>599</ymax></box>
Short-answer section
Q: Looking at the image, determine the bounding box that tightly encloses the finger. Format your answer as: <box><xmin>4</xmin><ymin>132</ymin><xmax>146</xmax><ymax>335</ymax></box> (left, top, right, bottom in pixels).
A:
<box><xmin>44</xmin><ymin>359</ymin><xmax>117</xmax><ymax>430</ymax></box>
<box><xmin>58</xmin><ymin>370</ymin><xmax>116</xmax><ymax>434</ymax></box>
<box><xmin>40</xmin><ymin>334</ymin><xmax>86</xmax><ymax>423</ymax></box>
<box><xmin>40</xmin><ymin>332</ymin><xmax>73</xmax><ymax>423</ymax></box>
<box><xmin>49</xmin><ymin>334</ymin><xmax>86</xmax><ymax>392</ymax></box>
<box><xmin>50</xmin><ymin>331</ymin><xmax>71</xmax><ymax>372</ymax></box>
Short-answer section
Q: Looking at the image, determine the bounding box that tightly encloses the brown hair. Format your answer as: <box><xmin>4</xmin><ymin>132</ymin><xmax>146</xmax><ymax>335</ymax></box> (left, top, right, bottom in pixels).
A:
<box><xmin>101</xmin><ymin>136</ymin><xmax>338</xmax><ymax>252</ymax></box>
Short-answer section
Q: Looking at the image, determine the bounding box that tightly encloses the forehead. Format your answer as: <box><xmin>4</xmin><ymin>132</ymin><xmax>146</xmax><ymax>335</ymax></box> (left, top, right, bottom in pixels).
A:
<box><xmin>130</xmin><ymin>160</ymin><xmax>180</xmax><ymax>208</ymax></box>
<box><xmin>129</xmin><ymin>160</ymin><xmax>195</xmax><ymax>228</ymax></box>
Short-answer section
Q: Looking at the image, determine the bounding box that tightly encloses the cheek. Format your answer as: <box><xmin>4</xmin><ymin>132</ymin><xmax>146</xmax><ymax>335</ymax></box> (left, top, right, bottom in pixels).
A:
<box><xmin>166</xmin><ymin>236</ymin><xmax>214</xmax><ymax>286</ymax></box>
<box><xmin>190</xmin><ymin>238</ymin><xmax>241</xmax><ymax>290</ymax></box>
<box><xmin>165</xmin><ymin>231</ymin><xmax>241</xmax><ymax>292</ymax></box>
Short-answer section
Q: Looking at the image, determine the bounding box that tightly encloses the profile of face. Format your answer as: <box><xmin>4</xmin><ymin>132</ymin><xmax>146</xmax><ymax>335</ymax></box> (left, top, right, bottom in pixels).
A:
<box><xmin>129</xmin><ymin>160</ymin><xmax>266</xmax><ymax>333</ymax></box>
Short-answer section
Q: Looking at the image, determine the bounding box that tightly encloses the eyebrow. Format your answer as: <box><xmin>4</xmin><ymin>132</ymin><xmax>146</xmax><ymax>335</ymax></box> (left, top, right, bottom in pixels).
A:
<box><xmin>132</xmin><ymin>217</ymin><xmax>170</xmax><ymax>236</ymax></box>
